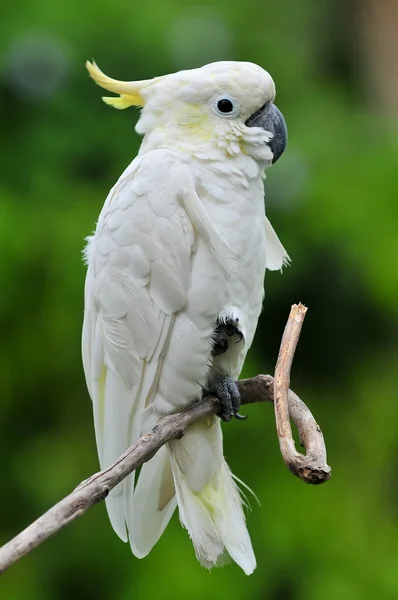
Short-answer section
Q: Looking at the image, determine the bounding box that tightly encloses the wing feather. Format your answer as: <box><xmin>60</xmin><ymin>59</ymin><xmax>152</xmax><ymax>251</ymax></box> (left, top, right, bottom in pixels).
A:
<box><xmin>82</xmin><ymin>149</ymin><xmax>195</xmax><ymax>541</ymax></box>
<box><xmin>265</xmin><ymin>216</ymin><xmax>290</xmax><ymax>271</ymax></box>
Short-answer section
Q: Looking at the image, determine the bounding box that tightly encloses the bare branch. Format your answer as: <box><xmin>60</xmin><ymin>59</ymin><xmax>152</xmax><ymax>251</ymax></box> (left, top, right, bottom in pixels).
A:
<box><xmin>273</xmin><ymin>303</ymin><xmax>329</xmax><ymax>483</ymax></box>
<box><xmin>0</xmin><ymin>304</ymin><xmax>331</xmax><ymax>575</ymax></box>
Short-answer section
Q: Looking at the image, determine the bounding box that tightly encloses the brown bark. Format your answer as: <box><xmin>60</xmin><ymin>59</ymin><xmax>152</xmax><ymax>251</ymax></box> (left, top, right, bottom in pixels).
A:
<box><xmin>0</xmin><ymin>304</ymin><xmax>331</xmax><ymax>575</ymax></box>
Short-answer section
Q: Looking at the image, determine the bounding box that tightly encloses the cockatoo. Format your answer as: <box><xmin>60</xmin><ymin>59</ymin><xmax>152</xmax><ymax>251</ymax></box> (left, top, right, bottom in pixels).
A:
<box><xmin>82</xmin><ymin>60</ymin><xmax>289</xmax><ymax>575</ymax></box>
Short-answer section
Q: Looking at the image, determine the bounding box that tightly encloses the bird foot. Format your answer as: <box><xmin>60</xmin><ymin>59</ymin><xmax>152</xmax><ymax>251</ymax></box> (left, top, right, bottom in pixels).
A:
<box><xmin>212</xmin><ymin>316</ymin><xmax>243</xmax><ymax>357</ymax></box>
<box><xmin>205</xmin><ymin>373</ymin><xmax>247</xmax><ymax>422</ymax></box>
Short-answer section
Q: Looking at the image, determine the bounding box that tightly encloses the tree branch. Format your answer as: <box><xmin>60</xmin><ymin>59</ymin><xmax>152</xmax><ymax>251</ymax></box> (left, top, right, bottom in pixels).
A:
<box><xmin>0</xmin><ymin>303</ymin><xmax>331</xmax><ymax>575</ymax></box>
<box><xmin>273</xmin><ymin>303</ymin><xmax>329</xmax><ymax>482</ymax></box>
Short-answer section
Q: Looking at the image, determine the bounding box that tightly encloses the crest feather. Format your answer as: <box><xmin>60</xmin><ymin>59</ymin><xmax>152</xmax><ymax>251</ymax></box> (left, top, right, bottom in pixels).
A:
<box><xmin>102</xmin><ymin>95</ymin><xmax>140</xmax><ymax>109</ymax></box>
<box><xmin>86</xmin><ymin>60</ymin><xmax>151</xmax><ymax>108</ymax></box>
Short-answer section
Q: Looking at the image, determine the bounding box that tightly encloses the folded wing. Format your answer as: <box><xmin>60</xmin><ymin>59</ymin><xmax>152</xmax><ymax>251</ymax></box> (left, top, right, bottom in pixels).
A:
<box><xmin>82</xmin><ymin>148</ymin><xmax>195</xmax><ymax>541</ymax></box>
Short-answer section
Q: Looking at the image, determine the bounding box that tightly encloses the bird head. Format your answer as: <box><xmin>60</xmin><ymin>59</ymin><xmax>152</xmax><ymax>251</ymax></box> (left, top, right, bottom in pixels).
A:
<box><xmin>86</xmin><ymin>60</ymin><xmax>287</xmax><ymax>163</ymax></box>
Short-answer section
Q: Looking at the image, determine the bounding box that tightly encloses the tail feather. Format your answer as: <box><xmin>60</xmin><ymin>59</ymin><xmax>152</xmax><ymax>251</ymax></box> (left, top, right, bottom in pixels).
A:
<box><xmin>128</xmin><ymin>446</ymin><xmax>177</xmax><ymax>558</ymax></box>
<box><xmin>168</xmin><ymin>451</ymin><xmax>224</xmax><ymax>567</ymax></box>
<box><xmin>91</xmin><ymin>361</ymin><xmax>161</xmax><ymax>543</ymax></box>
<box><xmin>215</xmin><ymin>460</ymin><xmax>257</xmax><ymax>574</ymax></box>
<box><xmin>168</xmin><ymin>417</ymin><xmax>256</xmax><ymax>574</ymax></box>
<box><xmin>92</xmin><ymin>368</ymin><xmax>133</xmax><ymax>542</ymax></box>
<box><xmin>105</xmin><ymin>490</ymin><xmax>128</xmax><ymax>543</ymax></box>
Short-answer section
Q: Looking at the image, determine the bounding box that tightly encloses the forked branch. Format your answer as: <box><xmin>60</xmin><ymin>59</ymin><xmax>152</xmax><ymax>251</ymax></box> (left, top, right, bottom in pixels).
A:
<box><xmin>0</xmin><ymin>303</ymin><xmax>331</xmax><ymax>575</ymax></box>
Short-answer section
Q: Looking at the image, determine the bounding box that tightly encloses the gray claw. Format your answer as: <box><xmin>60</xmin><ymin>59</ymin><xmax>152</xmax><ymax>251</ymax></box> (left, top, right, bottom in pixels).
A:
<box><xmin>235</xmin><ymin>412</ymin><xmax>248</xmax><ymax>421</ymax></box>
<box><xmin>211</xmin><ymin>316</ymin><xmax>244</xmax><ymax>357</ymax></box>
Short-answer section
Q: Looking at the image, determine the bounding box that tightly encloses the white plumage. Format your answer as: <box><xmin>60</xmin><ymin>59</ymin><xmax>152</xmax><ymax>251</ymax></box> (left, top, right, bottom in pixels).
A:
<box><xmin>82</xmin><ymin>60</ymin><xmax>289</xmax><ymax>574</ymax></box>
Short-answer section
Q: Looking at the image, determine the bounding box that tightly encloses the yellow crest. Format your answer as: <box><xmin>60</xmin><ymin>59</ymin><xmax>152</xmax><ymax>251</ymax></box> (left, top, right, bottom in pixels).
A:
<box><xmin>86</xmin><ymin>61</ymin><xmax>154</xmax><ymax>109</ymax></box>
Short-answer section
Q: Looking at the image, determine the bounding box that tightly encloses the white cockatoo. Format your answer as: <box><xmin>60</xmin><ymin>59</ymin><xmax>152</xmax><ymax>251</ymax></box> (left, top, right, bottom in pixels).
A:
<box><xmin>82</xmin><ymin>60</ymin><xmax>289</xmax><ymax>575</ymax></box>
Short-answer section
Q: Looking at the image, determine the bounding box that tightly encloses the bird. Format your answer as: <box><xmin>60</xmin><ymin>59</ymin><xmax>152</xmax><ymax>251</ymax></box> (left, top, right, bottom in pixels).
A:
<box><xmin>82</xmin><ymin>59</ymin><xmax>289</xmax><ymax>575</ymax></box>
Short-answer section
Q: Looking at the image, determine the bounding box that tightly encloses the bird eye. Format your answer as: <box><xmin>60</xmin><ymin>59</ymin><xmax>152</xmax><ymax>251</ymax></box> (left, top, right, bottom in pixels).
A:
<box><xmin>217</xmin><ymin>99</ymin><xmax>234</xmax><ymax>113</ymax></box>
<box><xmin>212</xmin><ymin>95</ymin><xmax>240</xmax><ymax>118</ymax></box>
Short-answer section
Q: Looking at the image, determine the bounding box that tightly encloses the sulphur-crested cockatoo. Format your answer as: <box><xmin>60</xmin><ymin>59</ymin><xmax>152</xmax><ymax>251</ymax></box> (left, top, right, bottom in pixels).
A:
<box><xmin>82</xmin><ymin>60</ymin><xmax>289</xmax><ymax>575</ymax></box>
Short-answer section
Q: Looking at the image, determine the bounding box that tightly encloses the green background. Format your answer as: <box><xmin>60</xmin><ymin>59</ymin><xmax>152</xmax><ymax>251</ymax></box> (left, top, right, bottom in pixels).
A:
<box><xmin>1</xmin><ymin>1</ymin><xmax>397</xmax><ymax>598</ymax></box>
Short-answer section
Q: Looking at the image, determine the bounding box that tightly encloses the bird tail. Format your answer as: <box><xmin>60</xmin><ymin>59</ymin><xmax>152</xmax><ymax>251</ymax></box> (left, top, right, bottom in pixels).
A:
<box><xmin>127</xmin><ymin>415</ymin><xmax>255</xmax><ymax>574</ymax></box>
<box><xmin>168</xmin><ymin>416</ymin><xmax>256</xmax><ymax>574</ymax></box>
<box><xmin>127</xmin><ymin>444</ymin><xmax>178</xmax><ymax>557</ymax></box>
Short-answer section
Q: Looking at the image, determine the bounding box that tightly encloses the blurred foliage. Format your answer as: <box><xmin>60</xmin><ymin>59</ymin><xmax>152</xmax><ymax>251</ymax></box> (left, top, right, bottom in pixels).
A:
<box><xmin>1</xmin><ymin>0</ymin><xmax>398</xmax><ymax>599</ymax></box>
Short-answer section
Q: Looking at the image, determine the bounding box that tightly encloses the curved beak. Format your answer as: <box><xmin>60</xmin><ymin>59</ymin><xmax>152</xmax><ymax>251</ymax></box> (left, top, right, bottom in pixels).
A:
<box><xmin>245</xmin><ymin>102</ymin><xmax>287</xmax><ymax>163</ymax></box>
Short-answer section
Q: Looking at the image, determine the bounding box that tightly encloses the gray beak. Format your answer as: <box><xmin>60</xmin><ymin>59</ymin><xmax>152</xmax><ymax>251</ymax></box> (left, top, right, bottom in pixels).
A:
<box><xmin>245</xmin><ymin>102</ymin><xmax>287</xmax><ymax>163</ymax></box>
